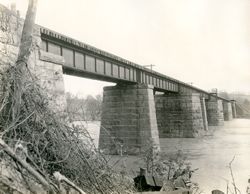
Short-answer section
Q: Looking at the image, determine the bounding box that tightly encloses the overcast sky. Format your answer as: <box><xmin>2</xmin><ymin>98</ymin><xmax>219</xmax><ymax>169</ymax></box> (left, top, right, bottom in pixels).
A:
<box><xmin>1</xmin><ymin>0</ymin><xmax>250</xmax><ymax>96</ymax></box>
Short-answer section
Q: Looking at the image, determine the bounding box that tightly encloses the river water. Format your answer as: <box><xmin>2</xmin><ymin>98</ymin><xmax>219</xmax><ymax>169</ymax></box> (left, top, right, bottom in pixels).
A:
<box><xmin>160</xmin><ymin>119</ymin><xmax>250</xmax><ymax>193</ymax></box>
<box><xmin>81</xmin><ymin>119</ymin><xmax>250</xmax><ymax>194</ymax></box>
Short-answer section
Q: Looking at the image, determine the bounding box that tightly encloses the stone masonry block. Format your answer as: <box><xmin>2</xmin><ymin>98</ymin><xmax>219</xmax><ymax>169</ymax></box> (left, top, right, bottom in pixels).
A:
<box><xmin>206</xmin><ymin>98</ymin><xmax>224</xmax><ymax>126</ymax></box>
<box><xmin>155</xmin><ymin>93</ymin><xmax>206</xmax><ymax>138</ymax></box>
<box><xmin>223</xmin><ymin>101</ymin><xmax>233</xmax><ymax>121</ymax></box>
<box><xmin>99</xmin><ymin>84</ymin><xmax>160</xmax><ymax>155</ymax></box>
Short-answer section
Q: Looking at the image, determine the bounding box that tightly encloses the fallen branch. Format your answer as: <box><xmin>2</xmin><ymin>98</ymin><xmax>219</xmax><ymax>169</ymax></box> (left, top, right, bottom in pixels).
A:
<box><xmin>228</xmin><ymin>156</ymin><xmax>239</xmax><ymax>194</ymax></box>
<box><xmin>53</xmin><ymin>171</ymin><xmax>86</xmax><ymax>194</ymax></box>
<box><xmin>0</xmin><ymin>138</ymin><xmax>55</xmax><ymax>194</ymax></box>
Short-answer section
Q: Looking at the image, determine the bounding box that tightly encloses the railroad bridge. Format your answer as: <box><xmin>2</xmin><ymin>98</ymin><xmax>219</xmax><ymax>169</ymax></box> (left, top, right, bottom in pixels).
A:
<box><xmin>0</xmin><ymin>5</ymin><xmax>237</xmax><ymax>154</ymax></box>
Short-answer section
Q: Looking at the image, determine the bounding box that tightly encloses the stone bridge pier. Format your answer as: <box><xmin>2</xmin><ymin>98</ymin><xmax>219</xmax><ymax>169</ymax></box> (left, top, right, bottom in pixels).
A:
<box><xmin>154</xmin><ymin>93</ymin><xmax>207</xmax><ymax>138</ymax></box>
<box><xmin>222</xmin><ymin>101</ymin><xmax>233</xmax><ymax>121</ymax></box>
<box><xmin>99</xmin><ymin>85</ymin><xmax>210</xmax><ymax>154</ymax></box>
<box><xmin>99</xmin><ymin>85</ymin><xmax>238</xmax><ymax>154</ymax></box>
<box><xmin>205</xmin><ymin>96</ymin><xmax>224</xmax><ymax>126</ymax></box>
<box><xmin>231</xmin><ymin>100</ymin><xmax>237</xmax><ymax>118</ymax></box>
<box><xmin>99</xmin><ymin>84</ymin><xmax>160</xmax><ymax>155</ymax></box>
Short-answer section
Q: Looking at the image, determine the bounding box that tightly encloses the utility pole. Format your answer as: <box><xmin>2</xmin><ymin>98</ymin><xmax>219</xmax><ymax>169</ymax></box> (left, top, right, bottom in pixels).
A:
<box><xmin>143</xmin><ymin>64</ymin><xmax>155</xmax><ymax>71</ymax></box>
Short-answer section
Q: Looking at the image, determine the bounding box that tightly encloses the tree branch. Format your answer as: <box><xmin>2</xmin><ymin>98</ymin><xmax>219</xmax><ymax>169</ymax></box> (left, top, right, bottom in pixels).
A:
<box><xmin>53</xmin><ymin>171</ymin><xmax>87</xmax><ymax>194</ymax></box>
<box><xmin>0</xmin><ymin>138</ymin><xmax>55</xmax><ymax>193</ymax></box>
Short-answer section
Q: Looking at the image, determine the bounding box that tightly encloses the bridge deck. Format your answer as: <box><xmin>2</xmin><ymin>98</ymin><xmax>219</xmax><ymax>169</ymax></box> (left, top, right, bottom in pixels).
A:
<box><xmin>40</xmin><ymin>27</ymin><xmax>229</xmax><ymax>102</ymax></box>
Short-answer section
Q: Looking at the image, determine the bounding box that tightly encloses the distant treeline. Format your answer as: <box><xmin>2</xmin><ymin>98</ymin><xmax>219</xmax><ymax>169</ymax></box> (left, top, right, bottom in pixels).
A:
<box><xmin>218</xmin><ymin>91</ymin><xmax>250</xmax><ymax>117</ymax></box>
<box><xmin>66</xmin><ymin>93</ymin><xmax>102</xmax><ymax>121</ymax></box>
<box><xmin>65</xmin><ymin>91</ymin><xmax>250</xmax><ymax>121</ymax></box>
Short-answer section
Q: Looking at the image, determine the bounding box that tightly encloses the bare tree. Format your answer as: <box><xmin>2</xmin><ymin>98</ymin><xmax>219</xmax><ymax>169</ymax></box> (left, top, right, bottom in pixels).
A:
<box><xmin>11</xmin><ymin>0</ymin><xmax>38</xmax><ymax>120</ymax></box>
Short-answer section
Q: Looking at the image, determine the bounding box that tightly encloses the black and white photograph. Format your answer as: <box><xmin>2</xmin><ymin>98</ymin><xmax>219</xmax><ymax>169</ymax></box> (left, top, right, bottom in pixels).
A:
<box><xmin>0</xmin><ymin>0</ymin><xmax>250</xmax><ymax>193</ymax></box>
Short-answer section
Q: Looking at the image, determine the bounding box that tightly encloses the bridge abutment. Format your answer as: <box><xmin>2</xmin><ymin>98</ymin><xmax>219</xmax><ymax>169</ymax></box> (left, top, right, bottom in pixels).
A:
<box><xmin>222</xmin><ymin>101</ymin><xmax>233</xmax><ymax>121</ymax></box>
<box><xmin>99</xmin><ymin>84</ymin><xmax>160</xmax><ymax>155</ymax></box>
<box><xmin>33</xmin><ymin>50</ymin><xmax>67</xmax><ymax>113</ymax></box>
<box><xmin>0</xmin><ymin>8</ymin><xmax>67</xmax><ymax>114</ymax></box>
<box><xmin>155</xmin><ymin>93</ymin><xmax>206</xmax><ymax>137</ymax></box>
<box><xmin>205</xmin><ymin>97</ymin><xmax>224</xmax><ymax>126</ymax></box>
